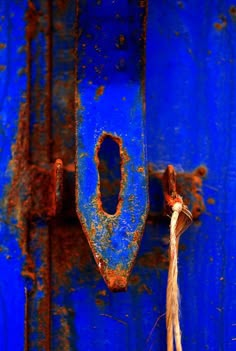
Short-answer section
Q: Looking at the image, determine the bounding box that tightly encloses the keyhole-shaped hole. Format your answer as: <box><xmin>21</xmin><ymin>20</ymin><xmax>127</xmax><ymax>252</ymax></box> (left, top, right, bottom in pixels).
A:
<box><xmin>98</xmin><ymin>135</ymin><xmax>122</xmax><ymax>215</ymax></box>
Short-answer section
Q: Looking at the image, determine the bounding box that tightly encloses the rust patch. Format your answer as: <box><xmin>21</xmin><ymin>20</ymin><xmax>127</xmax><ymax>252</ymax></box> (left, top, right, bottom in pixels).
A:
<box><xmin>207</xmin><ymin>197</ymin><xmax>215</xmax><ymax>205</ymax></box>
<box><xmin>95</xmin><ymin>85</ymin><xmax>105</xmax><ymax>100</ymax></box>
<box><xmin>25</xmin><ymin>1</ymin><xmax>41</xmax><ymax>41</ymax></box>
<box><xmin>0</xmin><ymin>43</ymin><xmax>6</xmax><ymax>49</ymax></box>
<box><xmin>0</xmin><ymin>65</ymin><xmax>6</xmax><ymax>71</ymax></box>
<box><xmin>6</xmin><ymin>102</ymin><xmax>29</xmax><ymax>253</ymax></box>
<box><xmin>116</xmin><ymin>34</ymin><xmax>126</xmax><ymax>49</ymax></box>
<box><xmin>53</xmin><ymin>159</ymin><xmax>64</xmax><ymax>215</ymax></box>
<box><xmin>137</xmin><ymin>247</ymin><xmax>168</xmax><ymax>270</ymax></box>
<box><xmin>56</xmin><ymin>0</ymin><xmax>70</xmax><ymax>13</ymax></box>
<box><xmin>229</xmin><ymin>5</ymin><xmax>236</xmax><ymax>17</ymax></box>
<box><xmin>100</xmin><ymin>264</ymin><xmax>129</xmax><ymax>292</ymax></box>
<box><xmin>21</xmin><ymin>255</ymin><xmax>36</xmax><ymax>281</ymax></box>
<box><xmin>214</xmin><ymin>16</ymin><xmax>227</xmax><ymax>30</ymax></box>
<box><xmin>51</xmin><ymin>218</ymin><xmax>101</xmax><ymax>292</ymax></box>
<box><xmin>138</xmin><ymin>283</ymin><xmax>152</xmax><ymax>294</ymax></box>
<box><xmin>129</xmin><ymin>274</ymin><xmax>141</xmax><ymax>285</ymax></box>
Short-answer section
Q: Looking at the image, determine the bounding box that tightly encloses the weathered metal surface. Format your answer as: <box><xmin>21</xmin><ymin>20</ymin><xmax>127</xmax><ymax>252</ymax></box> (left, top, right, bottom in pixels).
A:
<box><xmin>0</xmin><ymin>1</ymin><xmax>28</xmax><ymax>350</ymax></box>
<box><xmin>162</xmin><ymin>165</ymin><xmax>193</xmax><ymax>237</ymax></box>
<box><xmin>149</xmin><ymin>165</ymin><xmax>206</xmax><ymax>221</ymax></box>
<box><xmin>75</xmin><ymin>0</ymin><xmax>149</xmax><ymax>291</ymax></box>
<box><xmin>1</xmin><ymin>0</ymin><xmax>236</xmax><ymax>351</ymax></box>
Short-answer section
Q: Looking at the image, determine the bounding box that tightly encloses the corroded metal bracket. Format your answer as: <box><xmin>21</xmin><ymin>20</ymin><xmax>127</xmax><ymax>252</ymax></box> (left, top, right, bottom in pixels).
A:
<box><xmin>7</xmin><ymin>159</ymin><xmax>64</xmax><ymax>222</ymax></box>
<box><xmin>148</xmin><ymin>165</ymin><xmax>206</xmax><ymax>221</ymax></box>
<box><xmin>162</xmin><ymin>165</ymin><xmax>193</xmax><ymax>237</ymax></box>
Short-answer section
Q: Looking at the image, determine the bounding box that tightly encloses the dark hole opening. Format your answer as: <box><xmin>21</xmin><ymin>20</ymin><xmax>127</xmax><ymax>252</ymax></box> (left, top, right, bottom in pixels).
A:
<box><xmin>97</xmin><ymin>135</ymin><xmax>121</xmax><ymax>215</ymax></box>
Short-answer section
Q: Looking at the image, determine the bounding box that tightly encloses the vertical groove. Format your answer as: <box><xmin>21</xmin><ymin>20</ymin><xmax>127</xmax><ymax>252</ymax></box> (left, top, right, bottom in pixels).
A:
<box><xmin>24</xmin><ymin>1</ymin><xmax>33</xmax><ymax>349</ymax></box>
<box><xmin>46</xmin><ymin>1</ymin><xmax>53</xmax><ymax>349</ymax></box>
<box><xmin>46</xmin><ymin>0</ymin><xmax>53</xmax><ymax>164</ymax></box>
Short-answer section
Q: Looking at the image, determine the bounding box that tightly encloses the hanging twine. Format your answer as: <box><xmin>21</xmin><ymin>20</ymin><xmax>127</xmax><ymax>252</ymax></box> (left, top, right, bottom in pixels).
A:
<box><xmin>162</xmin><ymin>165</ymin><xmax>193</xmax><ymax>351</ymax></box>
<box><xmin>166</xmin><ymin>200</ymin><xmax>183</xmax><ymax>351</ymax></box>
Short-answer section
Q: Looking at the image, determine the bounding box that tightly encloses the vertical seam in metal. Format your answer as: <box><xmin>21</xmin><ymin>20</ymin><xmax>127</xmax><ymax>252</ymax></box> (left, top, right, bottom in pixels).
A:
<box><xmin>46</xmin><ymin>0</ymin><xmax>53</xmax><ymax>164</ymax></box>
<box><xmin>74</xmin><ymin>0</ymin><xmax>80</xmax><ymax>211</ymax></box>
<box><xmin>46</xmin><ymin>1</ymin><xmax>53</xmax><ymax>350</ymax></box>
<box><xmin>24</xmin><ymin>1</ymin><xmax>32</xmax><ymax>349</ymax></box>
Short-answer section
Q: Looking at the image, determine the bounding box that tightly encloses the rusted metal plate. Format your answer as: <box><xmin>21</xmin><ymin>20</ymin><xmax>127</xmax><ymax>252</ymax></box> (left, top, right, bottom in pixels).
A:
<box><xmin>75</xmin><ymin>0</ymin><xmax>148</xmax><ymax>291</ymax></box>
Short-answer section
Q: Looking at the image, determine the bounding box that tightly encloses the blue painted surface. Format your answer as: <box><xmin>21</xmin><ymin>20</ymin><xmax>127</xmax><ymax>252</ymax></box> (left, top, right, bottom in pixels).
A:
<box><xmin>1</xmin><ymin>0</ymin><xmax>236</xmax><ymax>350</ymax></box>
<box><xmin>0</xmin><ymin>1</ymin><xmax>27</xmax><ymax>350</ymax></box>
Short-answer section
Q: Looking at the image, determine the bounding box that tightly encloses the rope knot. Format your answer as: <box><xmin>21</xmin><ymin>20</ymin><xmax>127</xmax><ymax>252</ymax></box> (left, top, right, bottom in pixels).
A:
<box><xmin>172</xmin><ymin>202</ymin><xmax>183</xmax><ymax>214</ymax></box>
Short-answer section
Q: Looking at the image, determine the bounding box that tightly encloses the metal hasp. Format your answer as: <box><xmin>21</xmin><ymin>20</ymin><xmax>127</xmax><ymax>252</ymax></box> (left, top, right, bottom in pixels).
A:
<box><xmin>163</xmin><ymin>165</ymin><xmax>193</xmax><ymax>237</ymax></box>
<box><xmin>75</xmin><ymin>1</ymin><xmax>148</xmax><ymax>291</ymax></box>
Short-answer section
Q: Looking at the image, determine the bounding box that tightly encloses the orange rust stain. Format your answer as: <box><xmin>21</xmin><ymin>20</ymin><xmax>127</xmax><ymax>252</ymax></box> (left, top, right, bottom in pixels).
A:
<box><xmin>116</xmin><ymin>34</ymin><xmax>126</xmax><ymax>48</ymax></box>
<box><xmin>207</xmin><ymin>197</ymin><xmax>215</xmax><ymax>205</ymax></box>
<box><xmin>105</xmin><ymin>272</ymin><xmax>128</xmax><ymax>292</ymax></box>
<box><xmin>229</xmin><ymin>5</ymin><xmax>236</xmax><ymax>17</ymax></box>
<box><xmin>137</xmin><ymin>247</ymin><xmax>168</xmax><ymax>270</ymax></box>
<box><xmin>0</xmin><ymin>65</ymin><xmax>6</xmax><ymax>71</ymax></box>
<box><xmin>138</xmin><ymin>283</ymin><xmax>152</xmax><ymax>294</ymax></box>
<box><xmin>129</xmin><ymin>274</ymin><xmax>141</xmax><ymax>285</ymax></box>
<box><xmin>195</xmin><ymin>165</ymin><xmax>207</xmax><ymax>177</ymax></box>
<box><xmin>51</xmin><ymin>305</ymin><xmax>72</xmax><ymax>350</ymax></box>
<box><xmin>25</xmin><ymin>1</ymin><xmax>40</xmax><ymax>41</ymax></box>
<box><xmin>6</xmin><ymin>102</ymin><xmax>29</xmax><ymax>253</ymax></box>
<box><xmin>95</xmin><ymin>298</ymin><xmax>106</xmax><ymax>307</ymax></box>
<box><xmin>137</xmin><ymin>166</ymin><xmax>144</xmax><ymax>173</ymax></box>
<box><xmin>95</xmin><ymin>85</ymin><xmax>105</xmax><ymax>100</ymax></box>
<box><xmin>0</xmin><ymin>43</ymin><xmax>6</xmax><ymax>49</ymax></box>
<box><xmin>214</xmin><ymin>20</ymin><xmax>227</xmax><ymax>31</ymax></box>
<box><xmin>97</xmin><ymin>289</ymin><xmax>107</xmax><ymax>296</ymax></box>
<box><xmin>51</xmin><ymin>219</ymin><xmax>100</xmax><ymax>292</ymax></box>
<box><xmin>55</xmin><ymin>0</ymin><xmax>70</xmax><ymax>13</ymax></box>
<box><xmin>97</xmin><ymin>261</ymin><xmax>129</xmax><ymax>292</ymax></box>
<box><xmin>21</xmin><ymin>255</ymin><xmax>36</xmax><ymax>281</ymax></box>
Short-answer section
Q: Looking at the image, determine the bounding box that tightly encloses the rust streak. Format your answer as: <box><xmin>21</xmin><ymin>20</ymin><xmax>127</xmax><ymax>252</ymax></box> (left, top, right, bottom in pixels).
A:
<box><xmin>100</xmin><ymin>314</ymin><xmax>128</xmax><ymax>326</ymax></box>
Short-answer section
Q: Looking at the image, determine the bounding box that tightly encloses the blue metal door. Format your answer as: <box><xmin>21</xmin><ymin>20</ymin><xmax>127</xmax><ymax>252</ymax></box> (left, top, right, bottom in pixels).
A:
<box><xmin>0</xmin><ymin>0</ymin><xmax>236</xmax><ymax>350</ymax></box>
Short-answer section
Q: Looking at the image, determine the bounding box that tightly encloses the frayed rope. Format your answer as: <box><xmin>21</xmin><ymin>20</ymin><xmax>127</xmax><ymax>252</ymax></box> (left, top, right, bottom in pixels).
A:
<box><xmin>166</xmin><ymin>201</ymin><xmax>183</xmax><ymax>351</ymax></box>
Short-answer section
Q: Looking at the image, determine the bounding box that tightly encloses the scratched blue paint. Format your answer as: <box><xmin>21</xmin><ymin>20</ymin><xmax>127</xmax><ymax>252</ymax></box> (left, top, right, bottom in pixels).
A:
<box><xmin>76</xmin><ymin>0</ymin><xmax>148</xmax><ymax>288</ymax></box>
<box><xmin>0</xmin><ymin>1</ymin><xmax>27</xmax><ymax>350</ymax></box>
